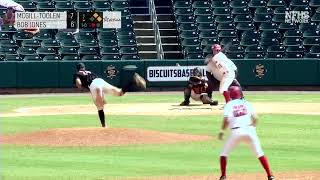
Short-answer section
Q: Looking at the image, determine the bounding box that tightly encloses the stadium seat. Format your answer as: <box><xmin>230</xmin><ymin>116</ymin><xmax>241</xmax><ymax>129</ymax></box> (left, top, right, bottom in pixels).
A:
<box><xmin>311</xmin><ymin>13</ymin><xmax>320</xmax><ymax>22</ymax></box>
<box><xmin>265</xmin><ymin>52</ymin><xmax>284</xmax><ymax>58</ymax></box>
<box><xmin>303</xmin><ymin>37</ymin><xmax>320</xmax><ymax>46</ymax></box>
<box><xmin>79</xmin><ymin>39</ymin><xmax>99</xmax><ymax>48</ymax></box>
<box><xmin>218</xmin><ymin>31</ymin><xmax>237</xmax><ymax>38</ymax></box>
<box><xmin>0</xmin><ymin>55</ymin><xmax>6</xmax><ymax>61</ymax></box>
<box><xmin>186</xmin><ymin>54</ymin><xmax>204</xmax><ymax>59</ymax></box>
<box><xmin>0</xmin><ymin>25</ymin><xmax>16</xmax><ymax>34</ymax></box>
<box><xmin>24</xmin><ymin>55</ymin><xmax>42</xmax><ymax>61</ymax></box>
<box><xmin>79</xmin><ymin>47</ymin><xmax>99</xmax><ymax>56</ymax></box>
<box><xmin>212</xmin><ymin>1</ymin><xmax>228</xmax><ymax>8</ymax></box>
<box><xmin>278</xmin><ymin>23</ymin><xmax>298</xmax><ymax>33</ymax></box>
<box><xmin>201</xmin><ymin>38</ymin><xmax>219</xmax><ymax>47</ymax></box>
<box><xmin>55</xmin><ymin>31</ymin><xmax>75</xmax><ymax>41</ymax></box>
<box><xmin>181</xmin><ymin>39</ymin><xmax>201</xmax><ymax>47</ymax></box>
<box><xmin>309</xmin><ymin>0</ymin><xmax>320</xmax><ymax>7</ymax></box>
<box><xmin>267</xmin><ymin>45</ymin><xmax>285</xmax><ymax>53</ymax></box>
<box><xmin>267</xmin><ymin>0</ymin><xmax>286</xmax><ymax>8</ymax></box>
<box><xmin>260</xmin><ymin>37</ymin><xmax>280</xmax><ymax>46</ymax></box>
<box><xmin>253</xmin><ymin>14</ymin><xmax>272</xmax><ymax>23</ymax></box>
<box><xmin>194</xmin><ymin>8</ymin><xmax>212</xmax><ymax>16</ymax></box>
<box><xmin>227</xmin><ymin>53</ymin><xmax>245</xmax><ymax>59</ymax></box>
<box><xmin>254</xmin><ymin>7</ymin><xmax>273</xmax><ymax>15</ymax></box>
<box><xmin>174</xmin><ymin>1</ymin><xmax>192</xmax><ymax>9</ymax></box>
<box><xmin>299</xmin><ymin>22</ymin><xmax>317</xmax><ymax>32</ymax></box>
<box><xmin>303</xmin><ymin>30</ymin><xmax>320</xmax><ymax>38</ymax></box>
<box><xmin>33</xmin><ymin>30</ymin><xmax>54</xmax><ymax>41</ymax></box>
<box><xmin>111</xmin><ymin>1</ymin><xmax>129</xmax><ymax>10</ymax></box>
<box><xmin>259</xmin><ymin>22</ymin><xmax>278</xmax><ymax>31</ymax></box>
<box><xmin>230</xmin><ymin>0</ymin><xmax>247</xmax><ymax>8</ymax></box>
<box><xmin>232</xmin><ymin>7</ymin><xmax>250</xmax><ymax>15</ymax></box>
<box><xmin>118</xmin><ymin>39</ymin><xmax>137</xmax><ymax>47</ymax></box>
<box><xmin>13</xmin><ymin>31</ymin><xmax>33</xmax><ymax>42</ymax></box>
<box><xmin>121</xmin><ymin>54</ymin><xmax>140</xmax><ymax>60</ymax></box>
<box><xmin>0</xmin><ymin>39</ymin><xmax>18</xmax><ymax>48</ymax></box>
<box><xmin>120</xmin><ymin>47</ymin><xmax>138</xmax><ymax>55</ymax></box>
<box><xmin>178</xmin><ymin>23</ymin><xmax>197</xmax><ymax>31</ymax></box>
<box><xmin>36</xmin><ymin>47</ymin><xmax>56</xmax><ymax>57</ymax></box>
<box><xmin>203</xmin><ymin>45</ymin><xmax>213</xmax><ymax>55</ymax></box>
<box><xmin>196</xmin><ymin>16</ymin><xmax>214</xmax><ymax>24</ymax></box>
<box><xmin>37</xmin><ymin>2</ymin><xmax>55</xmax><ymax>11</ymax></box>
<box><xmin>286</xmin><ymin>45</ymin><xmax>305</xmax><ymax>55</ymax></box>
<box><xmin>217</xmin><ymin>23</ymin><xmax>235</xmax><ymax>31</ymax></box>
<box><xmin>199</xmin><ymin>30</ymin><xmax>217</xmax><ymax>39</ymax></box>
<box><xmin>283</xmin><ymin>37</ymin><xmax>303</xmax><ymax>46</ymax></box>
<box><xmin>225</xmin><ymin>45</ymin><xmax>245</xmax><ymax>54</ymax></box>
<box><xmin>100</xmin><ymin>47</ymin><xmax>120</xmax><ymax>55</ymax></box>
<box><xmin>5</xmin><ymin>54</ymin><xmax>23</xmax><ymax>61</ymax></box>
<box><xmin>180</xmin><ymin>31</ymin><xmax>198</xmax><ymax>39</ymax></box>
<box><xmin>55</xmin><ymin>2</ymin><xmax>74</xmax><ymax>11</ymax></box>
<box><xmin>17</xmin><ymin>47</ymin><xmax>37</xmax><ymax>56</ymax></box>
<box><xmin>98</xmin><ymin>31</ymin><xmax>117</xmax><ymax>40</ymax></box>
<box><xmin>0</xmin><ymin>47</ymin><xmax>17</xmax><ymax>55</ymax></box>
<box><xmin>272</xmin><ymin>14</ymin><xmax>286</xmax><ymax>23</ymax></box>
<box><xmin>0</xmin><ymin>33</ymin><xmax>9</xmax><ymax>40</ymax></box>
<box><xmin>183</xmin><ymin>46</ymin><xmax>202</xmax><ymax>55</ymax></box>
<box><xmin>309</xmin><ymin>45</ymin><xmax>320</xmax><ymax>54</ymax></box>
<box><xmin>236</xmin><ymin>23</ymin><xmax>254</xmax><ymax>31</ymax></box>
<box><xmin>213</xmin><ymin>8</ymin><xmax>231</xmax><ymax>16</ymax></box>
<box><xmin>234</xmin><ymin>15</ymin><xmax>252</xmax><ymax>23</ymax></box>
<box><xmin>174</xmin><ymin>8</ymin><xmax>193</xmax><ymax>16</ymax></box>
<box><xmin>249</xmin><ymin>0</ymin><xmax>267</xmax><ymax>8</ymax></box>
<box><xmin>60</xmin><ymin>39</ymin><xmax>79</xmax><ymax>48</ymax></box>
<box><xmin>41</xmin><ymin>53</ymin><xmax>60</xmax><ymax>61</ymax></box>
<box><xmin>99</xmin><ymin>39</ymin><xmax>118</xmax><ymax>48</ymax></box>
<box><xmin>74</xmin><ymin>2</ymin><xmax>92</xmax><ymax>12</ymax></box>
<box><xmin>62</xmin><ymin>55</ymin><xmax>81</xmax><ymax>61</ymax></box>
<box><xmin>215</xmin><ymin>15</ymin><xmax>233</xmax><ymax>23</ymax></box>
<box><xmin>19</xmin><ymin>1</ymin><xmax>37</xmax><ymax>11</ymax></box>
<box><xmin>304</xmin><ymin>53</ymin><xmax>320</xmax><ymax>58</ymax></box>
<box><xmin>220</xmin><ymin>38</ymin><xmax>240</xmax><ymax>46</ymax></box>
<box><xmin>82</xmin><ymin>55</ymin><xmax>101</xmax><ymax>61</ymax></box>
<box><xmin>92</xmin><ymin>1</ymin><xmax>111</xmax><ymax>11</ymax></box>
<box><xmin>283</xmin><ymin>30</ymin><xmax>302</xmax><ymax>38</ymax></box>
<box><xmin>101</xmin><ymin>55</ymin><xmax>121</xmax><ymax>60</ymax></box>
<box><xmin>58</xmin><ymin>47</ymin><xmax>78</xmax><ymax>56</ymax></box>
<box><xmin>284</xmin><ymin>53</ymin><xmax>303</xmax><ymax>58</ymax></box>
<box><xmin>41</xmin><ymin>39</ymin><xmax>61</xmax><ymax>49</ymax></box>
<box><xmin>245</xmin><ymin>45</ymin><xmax>266</xmax><ymax>53</ymax></box>
<box><xmin>192</xmin><ymin>1</ymin><xmax>211</xmax><ymax>9</ymax></box>
<box><xmin>21</xmin><ymin>39</ymin><xmax>41</xmax><ymax>48</ymax></box>
<box><xmin>261</xmin><ymin>30</ymin><xmax>281</xmax><ymax>39</ymax></box>
<box><xmin>245</xmin><ymin>52</ymin><xmax>265</xmax><ymax>59</ymax></box>
<box><xmin>176</xmin><ymin>15</ymin><xmax>195</xmax><ymax>24</ymax></box>
<box><xmin>290</xmin><ymin>0</ymin><xmax>309</xmax><ymax>7</ymax></box>
<box><xmin>198</xmin><ymin>23</ymin><xmax>216</xmax><ymax>31</ymax></box>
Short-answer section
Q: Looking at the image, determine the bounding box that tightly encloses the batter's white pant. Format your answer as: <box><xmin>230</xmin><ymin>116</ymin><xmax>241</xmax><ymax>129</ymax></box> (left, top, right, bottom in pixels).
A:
<box><xmin>191</xmin><ymin>90</ymin><xmax>207</xmax><ymax>102</ymax></box>
<box><xmin>219</xmin><ymin>71</ymin><xmax>235</xmax><ymax>94</ymax></box>
<box><xmin>220</xmin><ymin>126</ymin><xmax>264</xmax><ymax>158</ymax></box>
<box><xmin>89</xmin><ymin>78</ymin><xmax>123</xmax><ymax>110</ymax></box>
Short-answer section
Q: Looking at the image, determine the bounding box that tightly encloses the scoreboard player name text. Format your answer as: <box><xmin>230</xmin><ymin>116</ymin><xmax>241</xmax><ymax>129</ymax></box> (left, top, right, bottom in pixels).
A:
<box><xmin>15</xmin><ymin>12</ymin><xmax>67</xmax><ymax>29</ymax></box>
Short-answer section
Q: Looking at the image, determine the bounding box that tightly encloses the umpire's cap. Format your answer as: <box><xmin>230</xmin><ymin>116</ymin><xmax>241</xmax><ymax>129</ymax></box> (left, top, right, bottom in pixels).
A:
<box><xmin>229</xmin><ymin>86</ymin><xmax>242</xmax><ymax>100</ymax></box>
<box><xmin>76</xmin><ymin>63</ymin><xmax>85</xmax><ymax>71</ymax></box>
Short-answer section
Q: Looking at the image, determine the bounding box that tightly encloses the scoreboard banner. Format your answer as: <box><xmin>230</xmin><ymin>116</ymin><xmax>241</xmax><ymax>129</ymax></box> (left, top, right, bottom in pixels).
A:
<box><xmin>14</xmin><ymin>12</ymin><xmax>67</xmax><ymax>29</ymax></box>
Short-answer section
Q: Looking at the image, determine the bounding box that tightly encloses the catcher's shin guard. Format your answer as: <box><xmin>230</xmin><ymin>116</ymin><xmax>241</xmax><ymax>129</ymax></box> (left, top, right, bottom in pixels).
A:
<box><xmin>180</xmin><ymin>87</ymin><xmax>191</xmax><ymax>106</ymax></box>
<box><xmin>200</xmin><ymin>94</ymin><xmax>218</xmax><ymax>106</ymax></box>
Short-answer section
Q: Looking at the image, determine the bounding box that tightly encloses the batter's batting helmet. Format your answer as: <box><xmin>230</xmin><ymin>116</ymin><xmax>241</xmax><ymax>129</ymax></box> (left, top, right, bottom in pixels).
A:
<box><xmin>212</xmin><ymin>44</ymin><xmax>222</xmax><ymax>51</ymax></box>
<box><xmin>229</xmin><ymin>86</ymin><xmax>242</xmax><ymax>100</ymax></box>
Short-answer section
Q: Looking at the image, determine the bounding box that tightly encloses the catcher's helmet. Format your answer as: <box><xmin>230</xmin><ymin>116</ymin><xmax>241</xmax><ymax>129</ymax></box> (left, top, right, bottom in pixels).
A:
<box><xmin>192</xmin><ymin>67</ymin><xmax>202</xmax><ymax>77</ymax></box>
<box><xmin>229</xmin><ymin>86</ymin><xmax>242</xmax><ymax>100</ymax></box>
<box><xmin>212</xmin><ymin>44</ymin><xmax>222</xmax><ymax>51</ymax></box>
<box><xmin>76</xmin><ymin>63</ymin><xmax>85</xmax><ymax>71</ymax></box>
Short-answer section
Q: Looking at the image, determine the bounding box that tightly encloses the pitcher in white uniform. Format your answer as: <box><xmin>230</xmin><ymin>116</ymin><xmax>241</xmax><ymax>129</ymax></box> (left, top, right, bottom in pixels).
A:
<box><xmin>218</xmin><ymin>86</ymin><xmax>275</xmax><ymax>180</ymax></box>
<box><xmin>205</xmin><ymin>44</ymin><xmax>241</xmax><ymax>103</ymax></box>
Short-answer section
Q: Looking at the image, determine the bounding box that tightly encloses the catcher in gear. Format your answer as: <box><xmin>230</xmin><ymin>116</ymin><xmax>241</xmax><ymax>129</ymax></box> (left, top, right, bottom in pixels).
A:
<box><xmin>180</xmin><ymin>67</ymin><xmax>218</xmax><ymax>106</ymax></box>
<box><xmin>74</xmin><ymin>63</ymin><xmax>146</xmax><ymax>127</ymax></box>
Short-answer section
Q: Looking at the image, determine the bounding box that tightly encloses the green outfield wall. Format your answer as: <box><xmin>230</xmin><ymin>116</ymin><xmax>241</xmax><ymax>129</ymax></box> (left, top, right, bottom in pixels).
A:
<box><xmin>0</xmin><ymin>59</ymin><xmax>319</xmax><ymax>88</ymax></box>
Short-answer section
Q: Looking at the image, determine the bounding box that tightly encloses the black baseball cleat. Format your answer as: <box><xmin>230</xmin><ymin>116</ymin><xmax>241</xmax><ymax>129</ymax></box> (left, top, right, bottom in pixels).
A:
<box><xmin>219</xmin><ymin>175</ymin><xmax>226</xmax><ymax>180</ymax></box>
<box><xmin>210</xmin><ymin>100</ymin><xmax>219</xmax><ymax>106</ymax></box>
<box><xmin>180</xmin><ymin>100</ymin><xmax>190</xmax><ymax>106</ymax></box>
<box><xmin>268</xmin><ymin>175</ymin><xmax>275</xmax><ymax>180</ymax></box>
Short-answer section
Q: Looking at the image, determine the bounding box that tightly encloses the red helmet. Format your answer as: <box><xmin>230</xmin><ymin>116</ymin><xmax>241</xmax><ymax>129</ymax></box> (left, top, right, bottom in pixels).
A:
<box><xmin>212</xmin><ymin>44</ymin><xmax>222</xmax><ymax>51</ymax></box>
<box><xmin>229</xmin><ymin>86</ymin><xmax>242</xmax><ymax>100</ymax></box>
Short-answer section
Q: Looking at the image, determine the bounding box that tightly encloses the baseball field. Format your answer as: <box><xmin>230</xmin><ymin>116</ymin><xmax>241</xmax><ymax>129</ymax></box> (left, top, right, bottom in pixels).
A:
<box><xmin>1</xmin><ymin>92</ymin><xmax>320</xmax><ymax>180</ymax></box>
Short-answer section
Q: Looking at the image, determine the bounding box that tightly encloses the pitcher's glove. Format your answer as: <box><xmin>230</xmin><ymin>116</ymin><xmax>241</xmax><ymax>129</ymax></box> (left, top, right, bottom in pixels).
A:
<box><xmin>132</xmin><ymin>73</ymin><xmax>146</xmax><ymax>90</ymax></box>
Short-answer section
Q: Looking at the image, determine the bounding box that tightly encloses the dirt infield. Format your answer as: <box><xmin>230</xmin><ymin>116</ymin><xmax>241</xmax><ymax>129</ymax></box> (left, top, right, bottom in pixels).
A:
<box><xmin>126</xmin><ymin>171</ymin><xmax>320</xmax><ymax>180</ymax></box>
<box><xmin>2</xmin><ymin>102</ymin><xmax>320</xmax><ymax>117</ymax></box>
<box><xmin>1</xmin><ymin>128</ymin><xmax>213</xmax><ymax>147</ymax></box>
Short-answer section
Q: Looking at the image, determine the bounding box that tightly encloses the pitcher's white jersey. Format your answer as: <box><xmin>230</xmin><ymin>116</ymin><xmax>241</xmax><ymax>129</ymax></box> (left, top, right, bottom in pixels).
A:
<box><xmin>224</xmin><ymin>99</ymin><xmax>255</xmax><ymax>129</ymax></box>
<box><xmin>213</xmin><ymin>52</ymin><xmax>237</xmax><ymax>72</ymax></box>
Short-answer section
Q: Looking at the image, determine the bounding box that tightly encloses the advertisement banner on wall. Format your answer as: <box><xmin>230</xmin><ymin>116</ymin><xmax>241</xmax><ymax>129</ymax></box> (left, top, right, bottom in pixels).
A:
<box><xmin>147</xmin><ymin>66</ymin><xmax>207</xmax><ymax>82</ymax></box>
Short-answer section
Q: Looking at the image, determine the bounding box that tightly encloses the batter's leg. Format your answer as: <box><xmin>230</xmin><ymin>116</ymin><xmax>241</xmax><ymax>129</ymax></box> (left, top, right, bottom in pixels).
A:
<box><xmin>206</xmin><ymin>71</ymin><xmax>220</xmax><ymax>99</ymax></box>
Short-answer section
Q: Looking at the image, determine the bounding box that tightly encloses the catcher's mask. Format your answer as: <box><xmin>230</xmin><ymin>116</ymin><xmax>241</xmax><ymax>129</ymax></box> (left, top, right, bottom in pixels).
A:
<box><xmin>229</xmin><ymin>86</ymin><xmax>242</xmax><ymax>100</ymax></box>
<box><xmin>192</xmin><ymin>67</ymin><xmax>202</xmax><ymax>77</ymax></box>
<box><xmin>76</xmin><ymin>63</ymin><xmax>85</xmax><ymax>71</ymax></box>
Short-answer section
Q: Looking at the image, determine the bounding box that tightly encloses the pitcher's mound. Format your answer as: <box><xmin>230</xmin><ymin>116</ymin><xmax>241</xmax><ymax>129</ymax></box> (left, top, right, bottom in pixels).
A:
<box><xmin>1</xmin><ymin>128</ymin><xmax>213</xmax><ymax>147</ymax></box>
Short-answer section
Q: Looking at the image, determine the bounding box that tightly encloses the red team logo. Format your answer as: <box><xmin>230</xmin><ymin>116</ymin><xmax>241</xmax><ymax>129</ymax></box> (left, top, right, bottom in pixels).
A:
<box><xmin>232</xmin><ymin>105</ymin><xmax>248</xmax><ymax>117</ymax></box>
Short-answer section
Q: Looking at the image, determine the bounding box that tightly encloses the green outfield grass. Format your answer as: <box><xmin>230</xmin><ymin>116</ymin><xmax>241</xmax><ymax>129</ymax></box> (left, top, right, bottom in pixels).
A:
<box><xmin>1</xmin><ymin>93</ymin><xmax>320</xmax><ymax>180</ymax></box>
